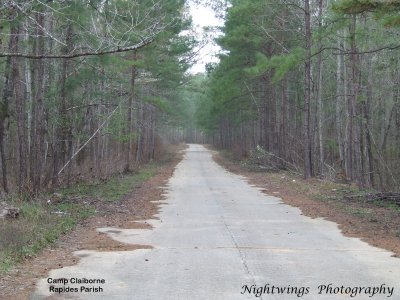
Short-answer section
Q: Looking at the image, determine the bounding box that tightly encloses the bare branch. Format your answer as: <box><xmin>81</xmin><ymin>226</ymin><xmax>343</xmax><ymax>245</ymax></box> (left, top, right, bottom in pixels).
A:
<box><xmin>0</xmin><ymin>37</ymin><xmax>154</xmax><ymax>59</ymax></box>
<box><xmin>11</xmin><ymin>0</ymin><xmax>67</xmax><ymax>46</ymax></box>
<box><xmin>57</xmin><ymin>104</ymin><xmax>120</xmax><ymax>177</ymax></box>
<box><xmin>307</xmin><ymin>44</ymin><xmax>400</xmax><ymax>60</ymax></box>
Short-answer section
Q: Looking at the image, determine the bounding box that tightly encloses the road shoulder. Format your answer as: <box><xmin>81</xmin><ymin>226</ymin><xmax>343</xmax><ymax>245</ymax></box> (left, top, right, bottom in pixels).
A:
<box><xmin>210</xmin><ymin>148</ymin><xmax>400</xmax><ymax>258</ymax></box>
<box><xmin>0</xmin><ymin>145</ymin><xmax>185</xmax><ymax>300</ymax></box>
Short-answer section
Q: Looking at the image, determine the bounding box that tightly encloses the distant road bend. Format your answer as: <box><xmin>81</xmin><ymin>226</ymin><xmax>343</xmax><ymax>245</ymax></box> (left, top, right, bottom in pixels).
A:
<box><xmin>34</xmin><ymin>144</ymin><xmax>400</xmax><ymax>299</ymax></box>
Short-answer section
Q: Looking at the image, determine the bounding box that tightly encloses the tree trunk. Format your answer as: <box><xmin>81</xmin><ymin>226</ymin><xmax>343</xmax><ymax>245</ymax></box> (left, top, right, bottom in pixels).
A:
<box><xmin>125</xmin><ymin>51</ymin><xmax>137</xmax><ymax>172</ymax></box>
<box><xmin>317</xmin><ymin>0</ymin><xmax>324</xmax><ymax>175</ymax></box>
<box><xmin>281</xmin><ymin>78</ymin><xmax>288</xmax><ymax>162</ymax></box>
<box><xmin>303</xmin><ymin>0</ymin><xmax>313</xmax><ymax>179</ymax></box>
<box><xmin>344</xmin><ymin>27</ymin><xmax>353</xmax><ymax>181</ymax></box>
<box><xmin>349</xmin><ymin>15</ymin><xmax>362</xmax><ymax>187</ymax></box>
<box><xmin>10</xmin><ymin>23</ymin><xmax>28</xmax><ymax>192</ymax></box>
<box><xmin>30</xmin><ymin>11</ymin><xmax>47</xmax><ymax>194</ymax></box>
<box><xmin>336</xmin><ymin>34</ymin><xmax>345</xmax><ymax>167</ymax></box>
<box><xmin>53</xmin><ymin>23</ymin><xmax>73</xmax><ymax>185</ymax></box>
<box><xmin>0</xmin><ymin>40</ymin><xmax>12</xmax><ymax>193</ymax></box>
<box><xmin>135</xmin><ymin>100</ymin><xmax>143</xmax><ymax>163</ymax></box>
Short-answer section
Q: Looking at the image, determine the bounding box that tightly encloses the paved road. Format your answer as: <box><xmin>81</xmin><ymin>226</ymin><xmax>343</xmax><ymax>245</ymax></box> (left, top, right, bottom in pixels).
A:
<box><xmin>33</xmin><ymin>144</ymin><xmax>400</xmax><ymax>299</ymax></box>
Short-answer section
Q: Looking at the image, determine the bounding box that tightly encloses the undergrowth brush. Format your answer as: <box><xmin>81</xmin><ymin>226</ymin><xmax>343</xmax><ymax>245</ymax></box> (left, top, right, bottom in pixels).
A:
<box><xmin>0</xmin><ymin>161</ymin><xmax>162</xmax><ymax>274</ymax></box>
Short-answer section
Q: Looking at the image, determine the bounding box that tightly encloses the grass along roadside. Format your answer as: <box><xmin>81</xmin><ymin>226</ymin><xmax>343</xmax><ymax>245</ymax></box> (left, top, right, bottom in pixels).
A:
<box><xmin>0</xmin><ymin>162</ymin><xmax>161</xmax><ymax>275</ymax></box>
<box><xmin>0</xmin><ymin>200</ymin><xmax>94</xmax><ymax>274</ymax></box>
<box><xmin>0</xmin><ymin>144</ymin><xmax>185</xmax><ymax>300</ymax></box>
<box><xmin>211</xmin><ymin>148</ymin><xmax>400</xmax><ymax>257</ymax></box>
<box><xmin>60</xmin><ymin>164</ymin><xmax>157</xmax><ymax>202</ymax></box>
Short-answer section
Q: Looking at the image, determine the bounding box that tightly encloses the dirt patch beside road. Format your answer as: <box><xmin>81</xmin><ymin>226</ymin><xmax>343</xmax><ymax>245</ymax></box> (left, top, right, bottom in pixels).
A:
<box><xmin>211</xmin><ymin>149</ymin><xmax>400</xmax><ymax>258</ymax></box>
<box><xmin>0</xmin><ymin>145</ymin><xmax>185</xmax><ymax>300</ymax></box>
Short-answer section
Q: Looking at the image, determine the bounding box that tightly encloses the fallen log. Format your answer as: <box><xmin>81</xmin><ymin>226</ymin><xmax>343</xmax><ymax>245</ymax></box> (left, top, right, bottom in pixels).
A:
<box><xmin>0</xmin><ymin>207</ymin><xmax>20</xmax><ymax>219</ymax></box>
<box><xmin>344</xmin><ymin>192</ymin><xmax>400</xmax><ymax>205</ymax></box>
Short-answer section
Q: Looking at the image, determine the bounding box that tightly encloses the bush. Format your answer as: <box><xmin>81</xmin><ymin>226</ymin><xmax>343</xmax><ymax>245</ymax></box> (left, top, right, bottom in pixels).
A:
<box><xmin>242</xmin><ymin>145</ymin><xmax>286</xmax><ymax>171</ymax></box>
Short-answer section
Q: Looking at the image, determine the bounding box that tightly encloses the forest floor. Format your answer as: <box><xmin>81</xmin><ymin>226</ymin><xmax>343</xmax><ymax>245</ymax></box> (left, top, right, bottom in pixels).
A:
<box><xmin>0</xmin><ymin>144</ymin><xmax>185</xmax><ymax>300</ymax></box>
<box><xmin>211</xmin><ymin>148</ymin><xmax>400</xmax><ymax>258</ymax></box>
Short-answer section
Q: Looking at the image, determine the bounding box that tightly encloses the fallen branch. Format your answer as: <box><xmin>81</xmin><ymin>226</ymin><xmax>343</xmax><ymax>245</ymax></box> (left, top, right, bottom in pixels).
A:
<box><xmin>57</xmin><ymin>104</ymin><xmax>120</xmax><ymax>177</ymax></box>
<box><xmin>344</xmin><ymin>192</ymin><xmax>400</xmax><ymax>205</ymax></box>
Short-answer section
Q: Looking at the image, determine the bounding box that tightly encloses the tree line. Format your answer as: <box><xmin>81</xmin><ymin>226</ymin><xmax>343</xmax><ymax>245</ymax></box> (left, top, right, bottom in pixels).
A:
<box><xmin>196</xmin><ymin>0</ymin><xmax>400</xmax><ymax>191</ymax></box>
<box><xmin>0</xmin><ymin>0</ymin><xmax>195</xmax><ymax>195</ymax></box>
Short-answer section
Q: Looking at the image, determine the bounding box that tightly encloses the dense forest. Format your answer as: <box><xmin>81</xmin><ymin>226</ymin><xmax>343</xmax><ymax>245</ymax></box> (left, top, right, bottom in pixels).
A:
<box><xmin>1</xmin><ymin>0</ymin><xmax>400</xmax><ymax>196</ymax></box>
<box><xmin>195</xmin><ymin>0</ymin><xmax>400</xmax><ymax>191</ymax></box>
<box><xmin>0</xmin><ymin>0</ymin><xmax>196</xmax><ymax>195</ymax></box>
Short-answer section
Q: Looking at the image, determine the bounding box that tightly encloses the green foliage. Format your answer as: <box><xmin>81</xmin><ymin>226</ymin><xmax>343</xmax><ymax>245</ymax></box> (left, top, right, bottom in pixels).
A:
<box><xmin>246</xmin><ymin>48</ymin><xmax>305</xmax><ymax>82</ymax></box>
<box><xmin>106</xmin><ymin>110</ymin><xmax>130</xmax><ymax>143</ymax></box>
<box><xmin>195</xmin><ymin>0</ymin><xmax>298</xmax><ymax>134</ymax></box>
<box><xmin>379</xmin><ymin>13</ymin><xmax>400</xmax><ymax>27</ymax></box>
<box><xmin>333</xmin><ymin>0</ymin><xmax>381</xmax><ymax>14</ymax></box>
<box><xmin>0</xmin><ymin>102</ymin><xmax>9</xmax><ymax>120</ymax></box>
<box><xmin>143</xmin><ymin>96</ymin><xmax>170</xmax><ymax>112</ymax></box>
<box><xmin>333</xmin><ymin>0</ymin><xmax>400</xmax><ymax>27</ymax></box>
<box><xmin>333</xmin><ymin>0</ymin><xmax>400</xmax><ymax>14</ymax></box>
